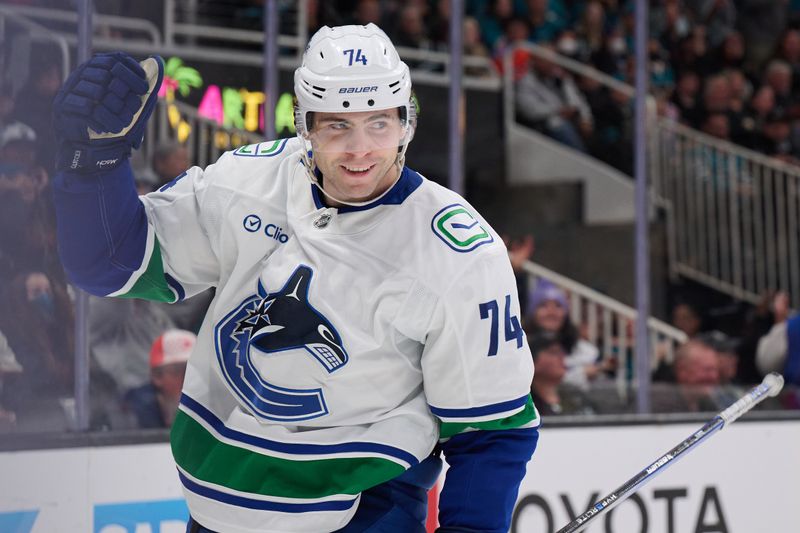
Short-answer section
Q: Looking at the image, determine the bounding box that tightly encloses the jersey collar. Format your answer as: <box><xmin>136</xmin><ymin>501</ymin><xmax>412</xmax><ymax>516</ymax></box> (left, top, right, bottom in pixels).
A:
<box><xmin>310</xmin><ymin>166</ymin><xmax>423</xmax><ymax>213</ymax></box>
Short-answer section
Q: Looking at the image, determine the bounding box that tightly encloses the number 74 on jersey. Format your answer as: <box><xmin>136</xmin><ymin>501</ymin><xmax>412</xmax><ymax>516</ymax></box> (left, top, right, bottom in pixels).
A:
<box><xmin>479</xmin><ymin>295</ymin><xmax>524</xmax><ymax>357</ymax></box>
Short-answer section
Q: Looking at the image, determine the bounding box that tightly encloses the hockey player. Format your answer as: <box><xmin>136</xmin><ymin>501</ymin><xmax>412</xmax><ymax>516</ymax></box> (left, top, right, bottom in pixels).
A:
<box><xmin>51</xmin><ymin>24</ymin><xmax>539</xmax><ymax>533</ymax></box>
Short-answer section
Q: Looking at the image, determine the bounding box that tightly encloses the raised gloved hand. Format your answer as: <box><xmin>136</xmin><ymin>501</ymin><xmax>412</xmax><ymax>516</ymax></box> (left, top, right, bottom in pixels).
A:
<box><xmin>53</xmin><ymin>52</ymin><xmax>163</xmax><ymax>173</ymax></box>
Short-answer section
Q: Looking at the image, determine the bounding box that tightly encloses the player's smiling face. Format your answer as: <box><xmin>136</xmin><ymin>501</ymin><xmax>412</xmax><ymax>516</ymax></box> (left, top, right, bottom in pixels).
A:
<box><xmin>310</xmin><ymin>109</ymin><xmax>404</xmax><ymax>206</ymax></box>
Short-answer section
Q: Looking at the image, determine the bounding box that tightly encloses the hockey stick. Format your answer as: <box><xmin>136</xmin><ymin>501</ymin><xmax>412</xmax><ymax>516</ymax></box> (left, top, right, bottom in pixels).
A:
<box><xmin>555</xmin><ymin>372</ymin><xmax>785</xmax><ymax>533</ymax></box>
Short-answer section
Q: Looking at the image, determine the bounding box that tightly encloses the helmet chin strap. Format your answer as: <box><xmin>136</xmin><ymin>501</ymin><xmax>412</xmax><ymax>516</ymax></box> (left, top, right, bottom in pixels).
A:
<box><xmin>301</xmin><ymin>146</ymin><xmax>408</xmax><ymax>208</ymax></box>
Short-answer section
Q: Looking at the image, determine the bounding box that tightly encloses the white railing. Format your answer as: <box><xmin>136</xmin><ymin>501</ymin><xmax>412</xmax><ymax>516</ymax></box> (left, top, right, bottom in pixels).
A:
<box><xmin>522</xmin><ymin>260</ymin><xmax>688</xmax><ymax>392</ymax></box>
<box><xmin>654</xmin><ymin>119</ymin><xmax>800</xmax><ymax>305</ymax></box>
<box><xmin>3</xmin><ymin>1</ymin><xmax>501</xmax><ymax>91</ymax></box>
<box><xmin>0</xmin><ymin>6</ymin><xmax>71</xmax><ymax>84</ymax></box>
<box><xmin>504</xmin><ymin>42</ymin><xmax>800</xmax><ymax>305</ymax></box>
<box><xmin>0</xmin><ymin>3</ymin><xmax>161</xmax><ymax>44</ymax></box>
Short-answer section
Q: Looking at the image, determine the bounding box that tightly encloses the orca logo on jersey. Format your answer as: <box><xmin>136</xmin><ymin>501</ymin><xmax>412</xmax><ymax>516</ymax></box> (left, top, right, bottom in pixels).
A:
<box><xmin>214</xmin><ymin>265</ymin><xmax>348</xmax><ymax>421</ymax></box>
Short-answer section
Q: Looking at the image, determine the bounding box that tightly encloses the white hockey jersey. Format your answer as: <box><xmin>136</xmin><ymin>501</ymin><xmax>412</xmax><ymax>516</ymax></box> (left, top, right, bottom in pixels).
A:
<box><xmin>121</xmin><ymin>137</ymin><xmax>537</xmax><ymax>533</ymax></box>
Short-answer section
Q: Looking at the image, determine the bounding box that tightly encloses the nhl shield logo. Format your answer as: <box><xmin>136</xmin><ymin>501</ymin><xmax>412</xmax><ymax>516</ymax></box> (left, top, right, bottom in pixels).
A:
<box><xmin>214</xmin><ymin>265</ymin><xmax>348</xmax><ymax>422</ymax></box>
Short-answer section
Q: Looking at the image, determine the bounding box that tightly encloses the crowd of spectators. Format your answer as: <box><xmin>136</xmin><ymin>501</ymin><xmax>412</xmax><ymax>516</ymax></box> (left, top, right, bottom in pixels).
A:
<box><xmin>523</xmin><ymin>277</ymin><xmax>797</xmax><ymax>416</ymax></box>
<box><xmin>3</xmin><ymin>2</ymin><xmax>800</xmax><ymax>433</ymax></box>
<box><xmin>0</xmin><ymin>42</ymin><xmax>209</xmax><ymax>434</ymax></box>
<box><xmin>477</xmin><ymin>0</ymin><xmax>800</xmax><ymax>171</ymax></box>
<box><xmin>253</xmin><ymin>0</ymin><xmax>800</xmax><ymax>172</ymax></box>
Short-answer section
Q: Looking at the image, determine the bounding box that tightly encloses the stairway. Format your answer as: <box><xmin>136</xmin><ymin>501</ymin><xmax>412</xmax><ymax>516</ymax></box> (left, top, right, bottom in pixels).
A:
<box><xmin>471</xmin><ymin>181</ymin><xmax>671</xmax><ymax>319</ymax></box>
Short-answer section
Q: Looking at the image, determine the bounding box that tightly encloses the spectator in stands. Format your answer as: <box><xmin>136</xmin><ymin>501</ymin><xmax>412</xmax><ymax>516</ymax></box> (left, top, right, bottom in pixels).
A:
<box><xmin>737</xmin><ymin>0</ymin><xmax>788</xmax><ymax>74</ymax></box>
<box><xmin>478</xmin><ymin>0</ymin><xmax>515</xmax><ymax>51</ymax></box>
<box><xmin>763</xmin><ymin>60</ymin><xmax>796</xmax><ymax>117</ymax></box>
<box><xmin>555</xmin><ymin>29</ymin><xmax>582</xmax><ymax>61</ymax></box>
<box><xmin>505</xmin><ymin>233</ymin><xmax>535</xmax><ymax>317</ymax></box>
<box><xmin>428</xmin><ymin>0</ymin><xmax>453</xmax><ymax>48</ymax></box>
<box><xmin>735</xmin><ymin>84</ymin><xmax>776</xmax><ymax>148</ymax></box>
<box><xmin>525</xmin><ymin>280</ymin><xmax>607</xmax><ymax>390</ymax></box>
<box><xmin>151</xmin><ymin>141</ymin><xmax>191</xmax><ymax>188</ymax></box>
<box><xmin>735</xmin><ymin>291</ymin><xmax>780</xmax><ymax>384</ymax></box>
<box><xmin>699</xmin><ymin>330</ymin><xmax>744</xmax><ymax>407</ymax></box>
<box><xmin>463</xmin><ymin>16</ymin><xmax>494</xmax><ymax>77</ymax></box>
<box><xmin>590</xmin><ymin>27</ymin><xmax>628</xmax><ymax>79</ymax></box>
<box><xmin>775</xmin><ymin>29</ymin><xmax>800</xmax><ymax>92</ymax></box>
<box><xmin>526</xmin><ymin>0</ymin><xmax>567</xmax><ymax>43</ymax></box>
<box><xmin>671</xmin><ymin>301</ymin><xmax>705</xmax><ymax>338</ymax></box>
<box><xmin>701</xmin><ymin>112</ymin><xmax>731</xmax><ymax>140</ymax></box>
<box><xmin>649</xmin><ymin>38</ymin><xmax>676</xmax><ymax>89</ymax></box>
<box><xmin>687</xmin><ymin>0</ymin><xmax>737</xmax><ymax>49</ymax></box>
<box><xmin>492</xmin><ymin>16</ymin><xmax>533</xmax><ymax>79</ymax></box>
<box><xmin>392</xmin><ymin>5</ymin><xmax>439</xmax><ymax>70</ymax></box>
<box><xmin>124</xmin><ymin>329</ymin><xmax>196</xmax><ymax>429</ymax></box>
<box><xmin>654</xmin><ymin>0</ymin><xmax>691</xmax><ymax>58</ymax></box>
<box><xmin>709</xmin><ymin>31</ymin><xmax>746</xmax><ymax>74</ymax></box>
<box><xmin>0</xmin><ymin>271</ymin><xmax>74</xmax><ymax>431</ymax></box>
<box><xmin>0</xmin><ymin>328</ymin><xmax>22</xmax><ymax>430</ymax></box>
<box><xmin>9</xmin><ymin>53</ymin><xmax>62</xmax><ymax>168</ymax></box>
<box><xmin>529</xmin><ymin>333</ymin><xmax>596</xmax><ymax>416</ymax></box>
<box><xmin>351</xmin><ymin>0</ymin><xmax>384</xmax><ymax>27</ymax></box>
<box><xmin>651</xmin><ymin>339</ymin><xmax>722</xmax><ymax>413</ymax></box>
<box><xmin>706</xmin><ymin>330</ymin><xmax>739</xmax><ymax>384</ymax></box>
<box><xmin>0</xmin><ymin>121</ymin><xmax>38</xmax><ymax>170</ymax></box>
<box><xmin>0</xmin><ymin>141</ymin><xmax>60</xmax><ymax>290</ymax></box>
<box><xmin>89</xmin><ymin>296</ymin><xmax>177</xmax><ymax>394</ymax></box>
<box><xmin>580</xmin><ymin>77</ymin><xmax>632</xmax><ymax>172</ymax></box>
<box><xmin>754</xmin><ymin>109</ymin><xmax>799</xmax><ymax>162</ymax></box>
<box><xmin>671</xmin><ymin>70</ymin><xmax>700</xmax><ymax>124</ymax></box>
<box><xmin>674</xmin><ymin>25</ymin><xmax>714</xmax><ymax>78</ymax></box>
<box><xmin>515</xmin><ymin>45</ymin><xmax>593</xmax><ymax>151</ymax></box>
<box><xmin>304</xmin><ymin>0</ymin><xmax>343</xmax><ymax>34</ymax></box>
<box><xmin>694</xmin><ymin>73</ymin><xmax>733</xmax><ymax>129</ymax></box>
<box><xmin>574</xmin><ymin>0</ymin><xmax>606</xmax><ymax>63</ymax></box>
<box><xmin>725</xmin><ymin>68</ymin><xmax>752</xmax><ymax>115</ymax></box>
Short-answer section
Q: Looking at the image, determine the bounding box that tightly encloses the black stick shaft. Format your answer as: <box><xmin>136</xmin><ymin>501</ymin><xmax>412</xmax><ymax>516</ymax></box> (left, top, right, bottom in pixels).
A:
<box><xmin>555</xmin><ymin>374</ymin><xmax>783</xmax><ymax>533</ymax></box>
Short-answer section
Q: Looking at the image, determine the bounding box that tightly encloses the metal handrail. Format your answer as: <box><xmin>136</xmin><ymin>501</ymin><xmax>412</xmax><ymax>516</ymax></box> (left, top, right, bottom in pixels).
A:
<box><xmin>0</xmin><ymin>3</ymin><xmax>161</xmax><ymax>44</ymax></box>
<box><xmin>506</xmin><ymin>42</ymin><xmax>635</xmax><ymax>97</ymax></box>
<box><xmin>502</xmin><ymin>41</ymin><xmax>800</xmax><ymax>306</ymax></box>
<box><xmin>659</xmin><ymin>118</ymin><xmax>800</xmax><ymax>175</ymax></box>
<box><xmin>0</xmin><ymin>6</ymin><xmax>70</xmax><ymax>82</ymax></box>
<box><xmin>171</xmin><ymin>22</ymin><xmax>305</xmax><ymax>50</ymax></box>
<box><xmin>655</xmin><ymin>117</ymin><xmax>800</xmax><ymax>305</ymax></box>
<box><xmin>522</xmin><ymin>260</ymin><xmax>687</xmax><ymax>341</ymax></box>
<box><xmin>523</xmin><ymin>259</ymin><xmax>686</xmax><ymax>394</ymax></box>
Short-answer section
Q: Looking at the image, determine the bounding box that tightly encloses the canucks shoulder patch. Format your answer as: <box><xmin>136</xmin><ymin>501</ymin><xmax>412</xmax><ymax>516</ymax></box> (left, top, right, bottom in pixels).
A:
<box><xmin>431</xmin><ymin>203</ymin><xmax>494</xmax><ymax>253</ymax></box>
<box><xmin>233</xmin><ymin>138</ymin><xmax>288</xmax><ymax>157</ymax></box>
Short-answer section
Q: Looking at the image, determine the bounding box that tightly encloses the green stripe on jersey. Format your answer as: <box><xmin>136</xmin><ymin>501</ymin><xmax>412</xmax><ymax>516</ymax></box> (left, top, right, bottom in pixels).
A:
<box><xmin>118</xmin><ymin>238</ymin><xmax>175</xmax><ymax>302</ymax></box>
<box><xmin>171</xmin><ymin>410</ymin><xmax>406</xmax><ymax>499</ymax></box>
<box><xmin>438</xmin><ymin>395</ymin><xmax>538</xmax><ymax>439</ymax></box>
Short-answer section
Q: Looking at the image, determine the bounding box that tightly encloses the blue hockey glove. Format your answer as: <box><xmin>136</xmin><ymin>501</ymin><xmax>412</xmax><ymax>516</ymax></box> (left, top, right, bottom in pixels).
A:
<box><xmin>53</xmin><ymin>52</ymin><xmax>163</xmax><ymax>173</ymax></box>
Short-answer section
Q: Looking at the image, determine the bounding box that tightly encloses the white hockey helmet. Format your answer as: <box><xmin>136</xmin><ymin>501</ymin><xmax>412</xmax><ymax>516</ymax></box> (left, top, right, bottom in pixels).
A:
<box><xmin>294</xmin><ymin>24</ymin><xmax>416</xmax><ymax>173</ymax></box>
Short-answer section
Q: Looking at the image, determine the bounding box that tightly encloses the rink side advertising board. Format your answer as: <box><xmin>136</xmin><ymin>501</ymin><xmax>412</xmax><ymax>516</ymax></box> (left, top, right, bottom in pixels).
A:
<box><xmin>1</xmin><ymin>422</ymin><xmax>798</xmax><ymax>532</ymax></box>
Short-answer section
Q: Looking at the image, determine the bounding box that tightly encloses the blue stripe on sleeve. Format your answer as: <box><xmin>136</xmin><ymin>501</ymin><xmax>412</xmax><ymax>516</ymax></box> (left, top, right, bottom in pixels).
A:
<box><xmin>428</xmin><ymin>395</ymin><xmax>529</xmax><ymax>418</ymax></box>
<box><xmin>438</xmin><ymin>427</ymin><xmax>539</xmax><ymax>533</ymax></box>
<box><xmin>52</xmin><ymin>160</ymin><xmax>149</xmax><ymax>296</ymax></box>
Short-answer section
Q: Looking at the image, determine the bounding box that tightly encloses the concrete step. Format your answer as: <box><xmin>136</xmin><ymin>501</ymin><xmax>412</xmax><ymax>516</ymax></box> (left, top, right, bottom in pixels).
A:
<box><xmin>470</xmin><ymin>182</ymin><xmax>670</xmax><ymax>318</ymax></box>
